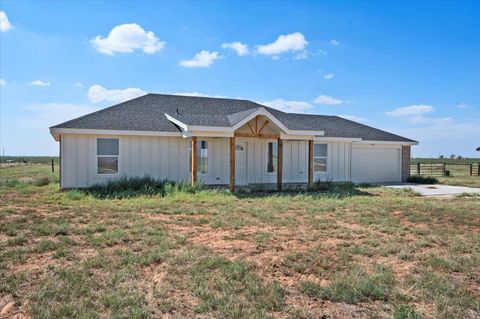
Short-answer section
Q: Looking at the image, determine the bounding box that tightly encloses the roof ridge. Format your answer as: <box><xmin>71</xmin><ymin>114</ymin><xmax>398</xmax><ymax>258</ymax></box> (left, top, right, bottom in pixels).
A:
<box><xmin>149</xmin><ymin>93</ymin><xmax>256</xmax><ymax>104</ymax></box>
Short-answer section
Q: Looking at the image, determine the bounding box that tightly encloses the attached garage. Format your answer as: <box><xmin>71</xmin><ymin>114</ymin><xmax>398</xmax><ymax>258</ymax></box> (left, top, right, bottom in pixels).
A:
<box><xmin>351</xmin><ymin>144</ymin><xmax>402</xmax><ymax>183</ymax></box>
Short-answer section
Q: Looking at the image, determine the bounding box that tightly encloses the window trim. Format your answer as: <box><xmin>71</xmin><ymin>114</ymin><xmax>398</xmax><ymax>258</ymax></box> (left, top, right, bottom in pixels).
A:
<box><xmin>95</xmin><ymin>137</ymin><xmax>121</xmax><ymax>176</ymax></box>
<box><xmin>265</xmin><ymin>140</ymin><xmax>278</xmax><ymax>174</ymax></box>
<box><xmin>313</xmin><ymin>143</ymin><xmax>328</xmax><ymax>174</ymax></box>
<box><xmin>188</xmin><ymin>139</ymin><xmax>209</xmax><ymax>175</ymax></box>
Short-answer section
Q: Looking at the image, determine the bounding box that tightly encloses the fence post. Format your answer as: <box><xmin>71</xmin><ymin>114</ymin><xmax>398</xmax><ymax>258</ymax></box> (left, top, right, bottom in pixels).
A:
<box><xmin>478</xmin><ymin>163</ymin><xmax>480</xmax><ymax>177</ymax></box>
<box><xmin>51</xmin><ymin>158</ymin><xmax>54</xmax><ymax>172</ymax></box>
<box><xmin>417</xmin><ymin>163</ymin><xmax>421</xmax><ymax>175</ymax></box>
<box><xmin>470</xmin><ymin>163</ymin><xmax>473</xmax><ymax>176</ymax></box>
<box><xmin>442</xmin><ymin>163</ymin><xmax>446</xmax><ymax>176</ymax></box>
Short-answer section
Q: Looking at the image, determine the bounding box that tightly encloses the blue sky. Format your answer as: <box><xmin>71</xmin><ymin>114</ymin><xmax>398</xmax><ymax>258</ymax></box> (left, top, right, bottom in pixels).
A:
<box><xmin>1</xmin><ymin>1</ymin><xmax>479</xmax><ymax>157</ymax></box>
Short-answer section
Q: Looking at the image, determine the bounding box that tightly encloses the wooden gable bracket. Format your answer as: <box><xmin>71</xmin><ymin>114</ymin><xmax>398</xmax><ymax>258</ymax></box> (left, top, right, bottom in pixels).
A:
<box><xmin>243</xmin><ymin>116</ymin><xmax>271</xmax><ymax>137</ymax></box>
<box><xmin>257</xmin><ymin>120</ymin><xmax>269</xmax><ymax>135</ymax></box>
<box><xmin>247</xmin><ymin>122</ymin><xmax>256</xmax><ymax>135</ymax></box>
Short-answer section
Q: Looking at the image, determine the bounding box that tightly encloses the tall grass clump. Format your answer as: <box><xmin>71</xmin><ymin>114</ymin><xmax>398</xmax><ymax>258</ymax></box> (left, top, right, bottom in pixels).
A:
<box><xmin>85</xmin><ymin>176</ymin><xmax>202</xmax><ymax>199</ymax></box>
<box><xmin>407</xmin><ymin>175</ymin><xmax>439</xmax><ymax>184</ymax></box>
<box><xmin>33</xmin><ymin>176</ymin><xmax>50</xmax><ymax>186</ymax></box>
<box><xmin>308</xmin><ymin>178</ymin><xmax>359</xmax><ymax>195</ymax></box>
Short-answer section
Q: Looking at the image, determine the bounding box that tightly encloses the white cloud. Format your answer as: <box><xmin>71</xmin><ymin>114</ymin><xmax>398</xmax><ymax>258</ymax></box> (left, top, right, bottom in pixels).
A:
<box><xmin>0</xmin><ymin>11</ymin><xmax>12</xmax><ymax>32</ymax></box>
<box><xmin>324</xmin><ymin>73</ymin><xmax>335</xmax><ymax>80</ymax></box>
<box><xmin>261</xmin><ymin>99</ymin><xmax>313</xmax><ymax>113</ymax></box>
<box><xmin>314</xmin><ymin>95</ymin><xmax>343</xmax><ymax>105</ymax></box>
<box><xmin>256</xmin><ymin>32</ymin><xmax>308</xmax><ymax>56</ymax></box>
<box><xmin>391</xmin><ymin>120</ymin><xmax>480</xmax><ymax>157</ymax></box>
<box><xmin>456</xmin><ymin>103</ymin><xmax>474</xmax><ymax>109</ymax></box>
<box><xmin>29</xmin><ymin>80</ymin><xmax>51</xmax><ymax>86</ymax></box>
<box><xmin>221</xmin><ymin>42</ymin><xmax>249</xmax><ymax>56</ymax></box>
<box><xmin>90</xmin><ymin>23</ymin><xmax>165</xmax><ymax>55</ymax></box>
<box><xmin>316</xmin><ymin>49</ymin><xmax>327</xmax><ymax>56</ymax></box>
<box><xmin>386</xmin><ymin>104</ymin><xmax>434</xmax><ymax>117</ymax></box>
<box><xmin>179</xmin><ymin>50</ymin><xmax>220</xmax><ymax>68</ymax></box>
<box><xmin>172</xmin><ymin>92</ymin><xmax>226</xmax><ymax>98</ymax></box>
<box><xmin>0</xmin><ymin>79</ymin><xmax>5</xmax><ymax>86</ymax></box>
<box><xmin>294</xmin><ymin>51</ymin><xmax>308</xmax><ymax>60</ymax></box>
<box><xmin>17</xmin><ymin>103</ymin><xmax>99</xmax><ymax>129</ymax></box>
<box><xmin>387</xmin><ymin>104</ymin><xmax>456</xmax><ymax>128</ymax></box>
<box><xmin>88</xmin><ymin>85</ymin><xmax>146</xmax><ymax>103</ymax></box>
<box><xmin>408</xmin><ymin>115</ymin><xmax>454</xmax><ymax>125</ymax></box>
<box><xmin>330</xmin><ymin>39</ymin><xmax>340</xmax><ymax>46</ymax></box>
<box><xmin>73</xmin><ymin>82</ymin><xmax>83</xmax><ymax>87</ymax></box>
<box><xmin>339</xmin><ymin>115</ymin><xmax>367</xmax><ymax>122</ymax></box>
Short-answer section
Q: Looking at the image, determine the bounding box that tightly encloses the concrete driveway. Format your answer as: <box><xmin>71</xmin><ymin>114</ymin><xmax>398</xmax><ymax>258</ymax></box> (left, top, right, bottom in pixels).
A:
<box><xmin>386</xmin><ymin>184</ymin><xmax>480</xmax><ymax>196</ymax></box>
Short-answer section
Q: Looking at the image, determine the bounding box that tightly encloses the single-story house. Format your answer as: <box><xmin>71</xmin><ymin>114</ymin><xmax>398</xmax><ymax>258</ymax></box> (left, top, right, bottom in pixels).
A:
<box><xmin>49</xmin><ymin>94</ymin><xmax>417</xmax><ymax>190</ymax></box>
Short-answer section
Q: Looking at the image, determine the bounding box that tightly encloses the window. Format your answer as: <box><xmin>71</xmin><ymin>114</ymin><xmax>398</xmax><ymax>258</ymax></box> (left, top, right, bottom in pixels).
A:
<box><xmin>198</xmin><ymin>140</ymin><xmax>208</xmax><ymax>173</ymax></box>
<box><xmin>267</xmin><ymin>142</ymin><xmax>278</xmax><ymax>173</ymax></box>
<box><xmin>314</xmin><ymin>143</ymin><xmax>328</xmax><ymax>172</ymax></box>
<box><xmin>97</xmin><ymin>138</ymin><xmax>119</xmax><ymax>174</ymax></box>
<box><xmin>189</xmin><ymin>140</ymin><xmax>208</xmax><ymax>174</ymax></box>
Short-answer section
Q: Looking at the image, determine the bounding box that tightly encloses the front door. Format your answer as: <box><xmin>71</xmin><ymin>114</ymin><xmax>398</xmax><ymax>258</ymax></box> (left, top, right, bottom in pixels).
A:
<box><xmin>235</xmin><ymin>141</ymin><xmax>247</xmax><ymax>185</ymax></box>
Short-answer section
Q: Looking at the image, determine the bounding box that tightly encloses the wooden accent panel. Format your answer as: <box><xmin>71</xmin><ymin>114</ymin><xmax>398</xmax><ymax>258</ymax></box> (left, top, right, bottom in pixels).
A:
<box><xmin>234</xmin><ymin>132</ymin><xmax>280</xmax><ymax>139</ymax></box>
<box><xmin>308</xmin><ymin>140</ymin><xmax>313</xmax><ymax>186</ymax></box>
<box><xmin>247</xmin><ymin>122</ymin><xmax>255</xmax><ymax>135</ymax></box>
<box><xmin>191</xmin><ymin>137</ymin><xmax>197</xmax><ymax>185</ymax></box>
<box><xmin>277</xmin><ymin>138</ymin><xmax>283</xmax><ymax>191</ymax></box>
<box><xmin>229</xmin><ymin>137</ymin><xmax>235</xmax><ymax>192</ymax></box>
<box><xmin>242</xmin><ymin>116</ymin><xmax>271</xmax><ymax>137</ymax></box>
<box><xmin>257</xmin><ymin>120</ymin><xmax>269</xmax><ymax>135</ymax></box>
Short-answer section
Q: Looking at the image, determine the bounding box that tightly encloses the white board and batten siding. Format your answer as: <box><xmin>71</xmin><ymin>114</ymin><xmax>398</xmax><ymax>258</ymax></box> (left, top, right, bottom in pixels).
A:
<box><xmin>60</xmin><ymin>135</ymin><xmax>229</xmax><ymax>188</ymax></box>
<box><xmin>318</xmin><ymin>142</ymin><xmax>352</xmax><ymax>182</ymax></box>
<box><xmin>236</xmin><ymin>138</ymin><xmax>352</xmax><ymax>184</ymax></box>
<box><xmin>60</xmin><ymin>134</ymin><xmax>402</xmax><ymax>188</ymax></box>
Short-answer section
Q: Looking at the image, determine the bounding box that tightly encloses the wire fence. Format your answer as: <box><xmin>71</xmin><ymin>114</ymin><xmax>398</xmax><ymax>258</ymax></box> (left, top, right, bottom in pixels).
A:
<box><xmin>410</xmin><ymin>163</ymin><xmax>480</xmax><ymax>177</ymax></box>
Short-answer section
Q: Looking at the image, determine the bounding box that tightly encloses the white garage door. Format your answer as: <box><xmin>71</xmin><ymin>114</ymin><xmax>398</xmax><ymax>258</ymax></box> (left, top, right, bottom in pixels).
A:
<box><xmin>351</xmin><ymin>146</ymin><xmax>401</xmax><ymax>183</ymax></box>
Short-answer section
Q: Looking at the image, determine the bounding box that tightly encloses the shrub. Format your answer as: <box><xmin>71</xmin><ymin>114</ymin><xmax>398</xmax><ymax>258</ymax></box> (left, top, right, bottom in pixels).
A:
<box><xmin>33</xmin><ymin>176</ymin><xmax>50</xmax><ymax>186</ymax></box>
<box><xmin>309</xmin><ymin>178</ymin><xmax>357</xmax><ymax>193</ymax></box>
<box><xmin>312</xmin><ymin>178</ymin><xmax>334</xmax><ymax>191</ymax></box>
<box><xmin>4</xmin><ymin>179</ymin><xmax>21</xmax><ymax>187</ymax></box>
<box><xmin>84</xmin><ymin>175</ymin><xmax>203</xmax><ymax>199</ymax></box>
<box><xmin>407</xmin><ymin>175</ymin><xmax>439</xmax><ymax>184</ymax></box>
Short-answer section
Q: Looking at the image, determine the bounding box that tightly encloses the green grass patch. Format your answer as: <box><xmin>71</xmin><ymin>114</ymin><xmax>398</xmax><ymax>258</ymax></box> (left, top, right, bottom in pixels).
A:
<box><xmin>393</xmin><ymin>304</ymin><xmax>422</xmax><ymax>319</ymax></box>
<box><xmin>190</xmin><ymin>255</ymin><xmax>284</xmax><ymax>317</ymax></box>
<box><xmin>299</xmin><ymin>264</ymin><xmax>396</xmax><ymax>304</ymax></box>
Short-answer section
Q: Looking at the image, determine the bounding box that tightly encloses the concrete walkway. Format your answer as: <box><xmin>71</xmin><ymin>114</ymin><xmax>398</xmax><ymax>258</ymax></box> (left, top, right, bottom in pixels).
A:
<box><xmin>386</xmin><ymin>184</ymin><xmax>480</xmax><ymax>196</ymax></box>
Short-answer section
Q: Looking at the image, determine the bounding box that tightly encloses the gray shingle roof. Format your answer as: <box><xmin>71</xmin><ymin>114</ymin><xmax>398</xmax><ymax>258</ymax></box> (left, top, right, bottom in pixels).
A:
<box><xmin>51</xmin><ymin>93</ymin><xmax>416</xmax><ymax>143</ymax></box>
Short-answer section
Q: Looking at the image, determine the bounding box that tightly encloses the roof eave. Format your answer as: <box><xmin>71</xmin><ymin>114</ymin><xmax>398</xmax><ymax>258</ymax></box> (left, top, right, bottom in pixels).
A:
<box><xmin>354</xmin><ymin>140</ymin><xmax>418</xmax><ymax>145</ymax></box>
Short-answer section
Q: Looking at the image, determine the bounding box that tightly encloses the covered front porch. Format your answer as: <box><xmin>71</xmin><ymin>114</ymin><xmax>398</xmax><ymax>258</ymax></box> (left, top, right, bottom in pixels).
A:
<box><xmin>187</xmin><ymin>113</ymin><xmax>318</xmax><ymax>192</ymax></box>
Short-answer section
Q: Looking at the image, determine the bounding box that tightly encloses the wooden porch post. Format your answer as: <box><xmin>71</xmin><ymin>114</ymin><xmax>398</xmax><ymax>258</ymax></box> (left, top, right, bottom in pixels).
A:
<box><xmin>191</xmin><ymin>137</ymin><xmax>197</xmax><ymax>185</ymax></box>
<box><xmin>59</xmin><ymin>135</ymin><xmax>62</xmax><ymax>190</ymax></box>
<box><xmin>308</xmin><ymin>140</ymin><xmax>314</xmax><ymax>187</ymax></box>
<box><xmin>229</xmin><ymin>137</ymin><xmax>235</xmax><ymax>192</ymax></box>
<box><xmin>277</xmin><ymin>138</ymin><xmax>283</xmax><ymax>191</ymax></box>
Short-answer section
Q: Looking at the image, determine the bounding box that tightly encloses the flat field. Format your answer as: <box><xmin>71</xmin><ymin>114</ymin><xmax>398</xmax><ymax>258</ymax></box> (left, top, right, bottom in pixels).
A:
<box><xmin>1</xmin><ymin>165</ymin><xmax>479</xmax><ymax>319</ymax></box>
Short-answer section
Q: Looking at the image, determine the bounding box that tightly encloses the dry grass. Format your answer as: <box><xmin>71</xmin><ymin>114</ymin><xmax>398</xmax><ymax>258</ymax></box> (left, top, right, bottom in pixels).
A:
<box><xmin>1</xmin><ymin>165</ymin><xmax>479</xmax><ymax>319</ymax></box>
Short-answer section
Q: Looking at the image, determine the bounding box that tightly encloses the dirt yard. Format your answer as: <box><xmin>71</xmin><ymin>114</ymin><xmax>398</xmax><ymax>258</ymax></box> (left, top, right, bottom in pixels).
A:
<box><xmin>1</xmin><ymin>165</ymin><xmax>479</xmax><ymax>318</ymax></box>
